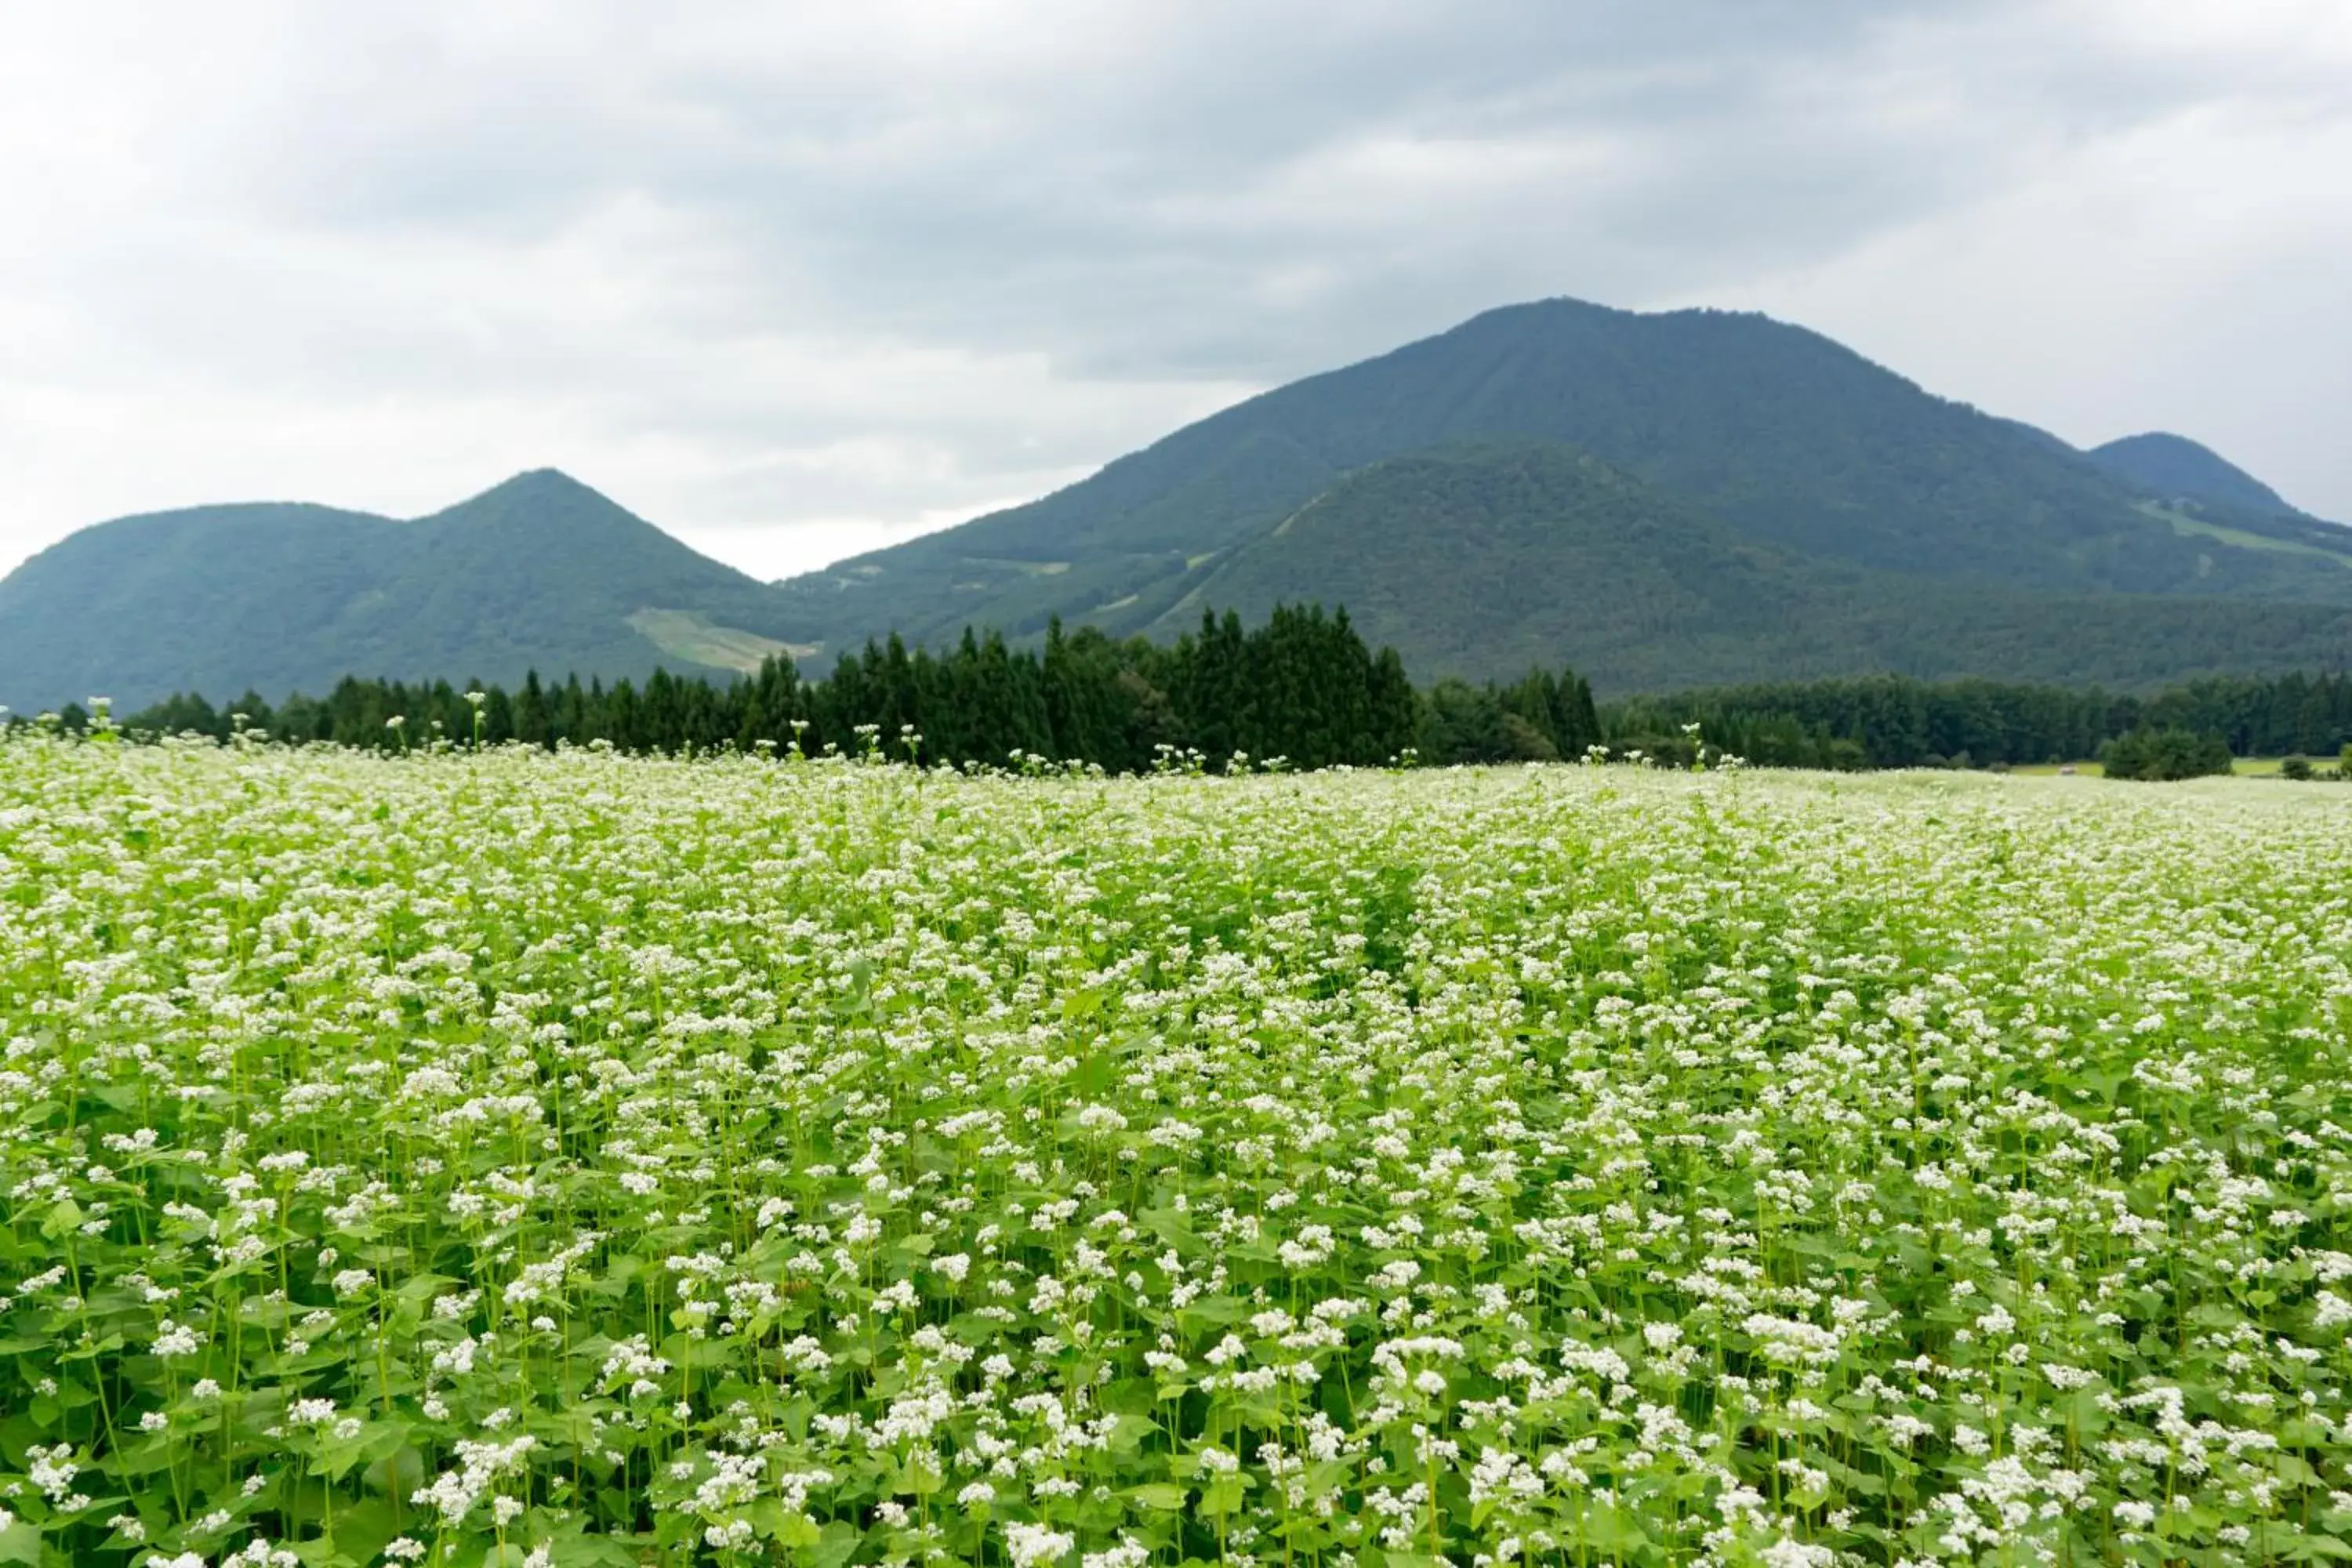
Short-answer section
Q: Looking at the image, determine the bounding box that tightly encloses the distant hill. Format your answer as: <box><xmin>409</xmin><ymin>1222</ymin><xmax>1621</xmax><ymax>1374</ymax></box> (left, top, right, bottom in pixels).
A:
<box><xmin>1174</xmin><ymin>441</ymin><xmax>2352</xmax><ymax>690</ymax></box>
<box><xmin>2087</xmin><ymin>432</ymin><xmax>2302</xmax><ymax>515</ymax></box>
<box><xmin>0</xmin><ymin>471</ymin><xmax>811</xmax><ymax>713</ymax></box>
<box><xmin>774</xmin><ymin>299</ymin><xmax>2352</xmax><ymax>669</ymax></box>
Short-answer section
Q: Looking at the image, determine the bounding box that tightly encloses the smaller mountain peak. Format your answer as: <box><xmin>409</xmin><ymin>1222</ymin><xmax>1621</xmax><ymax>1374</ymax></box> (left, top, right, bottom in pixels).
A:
<box><xmin>1457</xmin><ymin>296</ymin><xmax>1624</xmax><ymax>329</ymax></box>
<box><xmin>482</xmin><ymin>467</ymin><xmax>601</xmax><ymax>500</ymax></box>
<box><xmin>426</xmin><ymin>468</ymin><xmax>636</xmax><ymax>517</ymax></box>
<box><xmin>2087</xmin><ymin>432</ymin><xmax>2299</xmax><ymax>516</ymax></box>
<box><xmin>408</xmin><ymin>469</ymin><xmax>665</xmax><ymax>543</ymax></box>
<box><xmin>2100</xmin><ymin>431</ymin><xmax>2227</xmax><ymax>463</ymax></box>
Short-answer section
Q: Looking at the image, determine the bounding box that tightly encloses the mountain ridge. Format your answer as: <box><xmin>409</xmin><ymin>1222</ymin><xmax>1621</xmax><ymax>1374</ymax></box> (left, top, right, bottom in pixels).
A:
<box><xmin>772</xmin><ymin>298</ymin><xmax>2352</xmax><ymax>660</ymax></box>
<box><xmin>5</xmin><ymin>296</ymin><xmax>2345</xmax><ymax>709</ymax></box>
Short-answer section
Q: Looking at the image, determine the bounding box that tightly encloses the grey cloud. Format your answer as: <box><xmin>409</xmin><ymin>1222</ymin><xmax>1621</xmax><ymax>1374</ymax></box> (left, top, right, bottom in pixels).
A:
<box><xmin>0</xmin><ymin>0</ymin><xmax>2345</xmax><ymax>582</ymax></box>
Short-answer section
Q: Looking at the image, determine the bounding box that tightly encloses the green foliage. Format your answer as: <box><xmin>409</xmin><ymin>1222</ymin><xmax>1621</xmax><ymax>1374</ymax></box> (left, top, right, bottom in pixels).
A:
<box><xmin>106</xmin><ymin>648</ymin><xmax>2352</xmax><ymax>786</ymax></box>
<box><xmin>115</xmin><ymin>605</ymin><xmax>1424</xmax><ymax>773</ymax></box>
<box><xmin>1606</xmin><ymin>669</ymin><xmax>2352</xmax><ymax>771</ymax></box>
<box><xmin>2100</xmin><ymin>724</ymin><xmax>2236</xmax><ymax>780</ymax></box>
<box><xmin>1415</xmin><ymin>666</ymin><xmax>1599</xmax><ymax>765</ymax></box>
<box><xmin>5</xmin><ymin>741</ymin><xmax>2351</xmax><ymax>1565</ymax></box>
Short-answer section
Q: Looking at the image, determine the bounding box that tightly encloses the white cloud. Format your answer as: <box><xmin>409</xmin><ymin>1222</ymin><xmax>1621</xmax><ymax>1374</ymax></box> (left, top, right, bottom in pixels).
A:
<box><xmin>0</xmin><ymin>0</ymin><xmax>2345</xmax><ymax>586</ymax></box>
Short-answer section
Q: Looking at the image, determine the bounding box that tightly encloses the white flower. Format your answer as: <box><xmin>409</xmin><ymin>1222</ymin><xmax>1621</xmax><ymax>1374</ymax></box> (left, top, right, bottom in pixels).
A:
<box><xmin>152</xmin><ymin>1319</ymin><xmax>203</xmax><ymax>1359</ymax></box>
<box><xmin>1005</xmin><ymin>1522</ymin><xmax>1074</xmax><ymax>1568</ymax></box>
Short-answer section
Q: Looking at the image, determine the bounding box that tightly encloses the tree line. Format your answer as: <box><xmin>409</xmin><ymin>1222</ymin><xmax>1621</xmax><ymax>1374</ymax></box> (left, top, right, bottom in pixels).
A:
<box><xmin>107</xmin><ymin>608</ymin><xmax>1471</xmax><ymax>770</ymax></box>
<box><xmin>1600</xmin><ymin>670</ymin><xmax>2352</xmax><ymax>771</ymax></box>
<box><xmin>40</xmin><ymin>611</ymin><xmax>2352</xmax><ymax>775</ymax></box>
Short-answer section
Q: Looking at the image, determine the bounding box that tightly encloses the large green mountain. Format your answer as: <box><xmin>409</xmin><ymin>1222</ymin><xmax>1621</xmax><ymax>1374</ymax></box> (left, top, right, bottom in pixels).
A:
<box><xmin>775</xmin><ymin>299</ymin><xmax>2352</xmax><ymax>673</ymax></box>
<box><xmin>1179</xmin><ymin>441</ymin><xmax>2352</xmax><ymax>692</ymax></box>
<box><xmin>7</xmin><ymin>298</ymin><xmax>2347</xmax><ymax>709</ymax></box>
<box><xmin>0</xmin><ymin>470</ymin><xmax>811</xmax><ymax>713</ymax></box>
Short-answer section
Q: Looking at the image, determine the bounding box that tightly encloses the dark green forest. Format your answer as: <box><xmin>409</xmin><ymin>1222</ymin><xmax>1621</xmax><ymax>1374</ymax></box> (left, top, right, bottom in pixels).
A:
<box><xmin>1601</xmin><ymin>670</ymin><xmax>2352</xmax><ymax>770</ymax></box>
<box><xmin>103</xmin><ymin>608</ymin><xmax>1443</xmax><ymax>772</ymax></box>
<box><xmin>53</xmin><ymin>603</ymin><xmax>2352</xmax><ymax>776</ymax></box>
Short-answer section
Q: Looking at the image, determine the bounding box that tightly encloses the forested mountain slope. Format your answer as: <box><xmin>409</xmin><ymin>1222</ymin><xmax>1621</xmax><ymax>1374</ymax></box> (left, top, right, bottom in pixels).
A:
<box><xmin>1174</xmin><ymin>441</ymin><xmax>2352</xmax><ymax>691</ymax></box>
<box><xmin>10</xmin><ymin>300</ymin><xmax>2347</xmax><ymax>706</ymax></box>
<box><xmin>0</xmin><ymin>471</ymin><xmax>809</xmax><ymax>712</ymax></box>
<box><xmin>774</xmin><ymin>298</ymin><xmax>2352</xmax><ymax>662</ymax></box>
<box><xmin>2089</xmin><ymin>432</ymin><xmax>2303</xmax><ymax>515</ymax></box>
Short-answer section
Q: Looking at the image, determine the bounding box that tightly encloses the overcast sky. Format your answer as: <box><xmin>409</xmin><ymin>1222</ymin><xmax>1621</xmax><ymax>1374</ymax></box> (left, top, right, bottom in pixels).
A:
<box><xmin>2</xmin><ymin>1</ymin><xmax>2347</xmax><ymax>582</ymax></box>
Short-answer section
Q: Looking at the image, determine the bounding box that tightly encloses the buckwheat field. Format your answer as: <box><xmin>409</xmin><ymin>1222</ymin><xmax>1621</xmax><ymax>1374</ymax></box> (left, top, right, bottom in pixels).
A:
<box><xmin>3</xmin><ymin>735</ymin><xmax>2349</xmax><ymax>1568</ymax></box>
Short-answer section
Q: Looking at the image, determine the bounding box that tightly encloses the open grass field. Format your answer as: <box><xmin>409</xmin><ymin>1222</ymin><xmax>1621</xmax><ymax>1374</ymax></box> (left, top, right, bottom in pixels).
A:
<box><xmin>3</xmin><ymin>736</ymin><xmax>2350</xmax><ymax>1566</ymax></box>
<box><xmin>2008</xmin><ymin>756</ymin><xmax>2313</xmax><ymax>779</ymax></box>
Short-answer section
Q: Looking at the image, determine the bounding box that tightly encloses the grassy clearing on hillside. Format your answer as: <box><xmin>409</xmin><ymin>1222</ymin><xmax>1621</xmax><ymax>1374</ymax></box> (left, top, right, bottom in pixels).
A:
<box><xmin>625</xmin><ymin>611</ymin><xmax>819</xmax><ymax>674</ymax></box>
<box><xmin>2138</xmin><ymin>502</ymin><xmax>2352</xmax><ymax>568</ymax></box>
<box><xmin>2</xmin><ymin>740</ymin><xmax>2350</xmax><ymax>1567</ymax></box>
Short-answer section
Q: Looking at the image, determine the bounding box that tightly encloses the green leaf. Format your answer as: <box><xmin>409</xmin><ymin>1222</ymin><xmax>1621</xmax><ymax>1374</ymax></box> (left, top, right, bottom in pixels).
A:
<box><xmin>812</xmin><ymin>1519</ymin><xmax>862</xmax><ymax>1568</ymax></box>
<box><xmin>550</xmin><ymin>1536</ymin><xmax>643</xmax><ymax>1568</ymax></box>
<box><xmin>1128</xmin><ymin>1483</ymin><xmax>1189</xmax><ymax>1510</ymax></box>
<box><xmin>0</xmin><ymin>1521</ymin><xmax>40</xmax><ymax>1567</ymax></box>
<box><xmin>291</xmin><ymin>1537</ymin><xmax>358</xmax><ymax>1568</ymax></box>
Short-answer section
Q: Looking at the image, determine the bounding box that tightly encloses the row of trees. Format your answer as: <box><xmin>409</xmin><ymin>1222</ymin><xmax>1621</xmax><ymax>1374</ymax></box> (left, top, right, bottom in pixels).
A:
<box><xmin>115</xmin><ymin>609</ymin><xmax>1457</xmax><ymax>771</ymax></box>
<box><xmin>61</xmin><ymin>612</ymin><xmax>2352</xmax><ymax>775</ymax></box>
<box><xmin>1599</xmin><ymin>671</ymin><xmax>2352</xmax><ymax>771</ymax></box>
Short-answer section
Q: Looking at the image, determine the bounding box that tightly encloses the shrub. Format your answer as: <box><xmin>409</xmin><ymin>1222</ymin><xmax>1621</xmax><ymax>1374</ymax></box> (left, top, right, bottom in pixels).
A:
<box><xmin>2099</xmin><ymin>725</ymin><xmax>2234</xmax><ymax>781</ymax></box>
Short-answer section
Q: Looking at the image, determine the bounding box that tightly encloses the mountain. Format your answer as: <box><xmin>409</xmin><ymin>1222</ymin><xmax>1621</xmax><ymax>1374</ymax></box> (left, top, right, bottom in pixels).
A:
<box><xmin>11</xmin><ymin>299</ymin><xmax>2352</xmax><ymax>709</ymax></box>
<box><xmin>1168</xmin><ymin>441</ymin><xmax>2352</xmax><ymax>691</ymax></box>
<box><xmin>774</xmin><ymin>299</ymin><xmax>2352</xmax><ymax>672</ymax></box>
<box><xmin>2086</xmin><ymin>432</ymin><xmax>2301</xmax><ymax>515</ymax></box>
<box><xmin>0</xmin><ymin>470</ymin><xmax>811</xmax><ymax>713</ymax></box>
